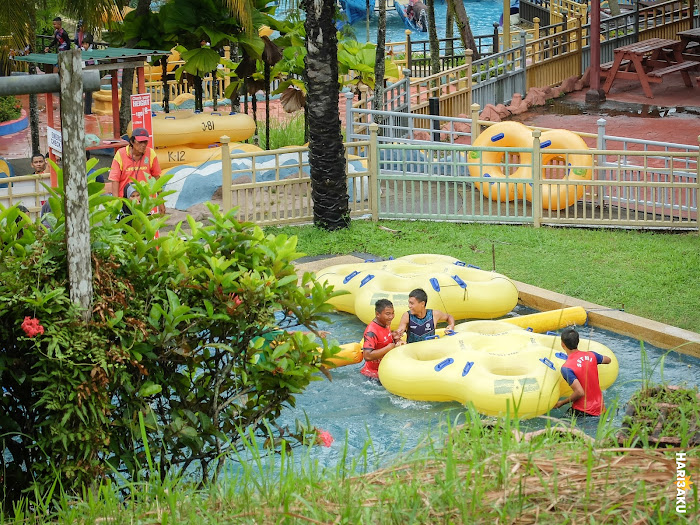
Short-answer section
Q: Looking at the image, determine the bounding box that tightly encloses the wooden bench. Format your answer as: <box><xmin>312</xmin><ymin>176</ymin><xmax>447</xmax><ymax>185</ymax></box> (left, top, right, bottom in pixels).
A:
<box><xmin>600</xmin><ymin>60</ymin><xmax>630</xmax><ymax>71</ymax></box>
<box><xmin>647</xmin><ymin>61</ymin><xmax>698</xmax><ymax>78</ymax></box>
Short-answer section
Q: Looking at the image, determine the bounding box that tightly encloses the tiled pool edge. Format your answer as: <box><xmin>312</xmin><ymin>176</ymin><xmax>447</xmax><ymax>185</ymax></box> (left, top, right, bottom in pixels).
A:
<box><xmin>295</xmin><ymin>256</ymin><xmax>700</xmax><ymax>359</ymax></box>
<box><xmin>514</xmin><ymin>280</ymin><xmax>700</xmax><ymax>359</ymax></box>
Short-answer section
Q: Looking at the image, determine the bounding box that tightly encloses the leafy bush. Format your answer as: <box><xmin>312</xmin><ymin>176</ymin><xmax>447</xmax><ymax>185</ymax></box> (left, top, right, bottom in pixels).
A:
<box><xmin>0</xmin><ymin>163</ymin><xmax>341</xmax><ymax>503</ymax></box>
<box><xmin>0</xmin><ymin>95</ymin><xmax>22</xmax><ymax>123</ymax></box>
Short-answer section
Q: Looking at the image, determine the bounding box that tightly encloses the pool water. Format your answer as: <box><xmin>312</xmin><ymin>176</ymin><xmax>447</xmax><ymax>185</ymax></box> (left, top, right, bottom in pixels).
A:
<box><xmin>278</xmin><ymin>1</ymin><xmax>505</xmax><ymax>45</ymax></box>
<box><xmin>344</xmin><ymin>0</ymin><xmax>505</xmax><ymax>44</ymax></box>
<box><xmin>279</xmin><ymin>306</ymin><xmax>700</xmax><ymax>468</ymax></box>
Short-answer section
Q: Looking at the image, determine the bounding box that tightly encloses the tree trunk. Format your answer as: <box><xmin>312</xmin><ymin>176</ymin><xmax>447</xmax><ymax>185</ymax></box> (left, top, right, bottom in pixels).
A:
<box><xmin>427</xmin><ymin>0</ymin><xmax>440</xmax><ymax>76</ymax></box>
<box><xmin>58</xmin><ymin>49</ymin><xmax>93</xmax><ymax>323</ymax></box>
<box><xmin>607</xmin><ymin>0</ymin><xmax>621</xmax><ymax>16</ymax></box>
<box><xmin>119</xmin><ymin>68</ymin><xmax>133</xmax><ymax>135</ymax></box>
<box><xmin>448</xmin><ymin>0</ymin><xmax>480</xmax><ymax>60</ymax></box>
<box><xmin>161</xmin><ymin>56</ymin><xmax>169</xmax><ymax>113</ymax></box>
<box><xmin>446</xmin><ymin>2</ymin><xmax>454</xmax><ymax>58</ymax></box>
<box><xmin>29</xmin><ymin>64</ymin><xmax>40</xmax><ymax>154</ymax></box>
<box><xmin>373</xmin><ymin>0</ymin><xmax>387</xmax><ymax>113</ymax></box>
<box><xmin>366</xmin><ymin>0</ymin><xmax>371</xmax><ymax>43</ymax></box>
<box><xmin>305</xmin><ymin>0</ymin><xmax>349</xmax><ymax>230</ymax></box>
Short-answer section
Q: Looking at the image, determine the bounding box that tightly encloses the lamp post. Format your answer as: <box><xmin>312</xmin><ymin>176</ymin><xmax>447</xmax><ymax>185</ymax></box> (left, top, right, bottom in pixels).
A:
<box><xmin>586</xmin><ymin>0</ymin><xmax>606</xmax><ymax>102</ymax></box>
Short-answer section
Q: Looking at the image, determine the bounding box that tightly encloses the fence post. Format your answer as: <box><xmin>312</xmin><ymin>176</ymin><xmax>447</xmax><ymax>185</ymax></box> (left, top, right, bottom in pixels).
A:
<box><xmin>465</xmin><ymin>49</ymin><xmax>473</xmax><ymax>110</ymax></box>
<box><xmin>519</xmin><ymin>32</ymin><xmax>528</xmax><ymax>97</ymax></box>
<box><xmin>533</xmin><ymin>17</ymin><xmax>541</xmax><ymax>63</ymax></box>
<box><xmin>369</xmin><ymin>123</ymin><xmax>379</xmax><ymax>222</ymax></box>
<box><xmin>345</xmin><ymin>91</ymin><xmax>354</xmax><ymax>141</ymax></box>
<box><xmin>531</xmin><ymin>129</ymin><xmax>542</xmax><ymax>228</ymax></box>
<box><xmin>221</xmin><ymin>135</ymin><xmax>232</xmax><ymax>212</ymax></box>
<box><xmin>470</xmin><ymin>103</ymin><xmax>481</xmax><ymax>142</ymax></box>
<box><xmin>696</xmin><ymin>134</ymin><xmax>700</xmax><ymax>233</ymax></box>
<box><xmin>634</xmin><ymin>3</ymin><xmax>640</xmax><ymax>43</ymax></box>
<box><xmin>429</xmin><ymin>97</ymin><xmax>440</xmax><ymax>141</ymax></box>
<box><xmin>575</xmin><ymin>15</ymin><xmax>583</xmax><ymax>76</ymax></box>
<box><xmin>405</xmin><ymin>30</ymin><xmax>413</xmax><ymax>73</ymax></box>
<box><xmin>492</xmin><ymin>23</ymin><xmax>500</xmax><ymax>54</ymax></box>
<box><xmin>595</xmin><ymin>118</ymin><xmax>607</xmax><ymax>203</ymax></box>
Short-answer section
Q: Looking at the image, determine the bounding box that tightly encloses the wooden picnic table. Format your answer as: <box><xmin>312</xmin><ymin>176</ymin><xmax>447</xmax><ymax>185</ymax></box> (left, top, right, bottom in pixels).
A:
<box><xmin>677</xmin><ymin>27</ymin><xmax>700</xmax><ymax>60</ymax></box>
<box><xmin>601</xmin><ymin>38</ymin><xmax>697</xmax><ymax>99</ymax></box>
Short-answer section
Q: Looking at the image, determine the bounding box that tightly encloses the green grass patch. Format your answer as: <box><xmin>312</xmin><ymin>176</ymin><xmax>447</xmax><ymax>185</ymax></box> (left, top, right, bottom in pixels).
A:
<box><xmin>267</xmin><ymin>220</ymin><xmax>700</xmax><ymax>333</ymax></box>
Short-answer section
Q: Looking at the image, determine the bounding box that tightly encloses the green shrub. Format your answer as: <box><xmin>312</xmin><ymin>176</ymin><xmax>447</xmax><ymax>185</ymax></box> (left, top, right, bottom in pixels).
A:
<box><xmin>0</xmin><ymin>163</ymin><xmax>341</xmax><ymax>503</ymax></box>
<box><xmin>0</xmin><ymin>95</ymin><xmax>22</xmax><ymax>122</ymax></box>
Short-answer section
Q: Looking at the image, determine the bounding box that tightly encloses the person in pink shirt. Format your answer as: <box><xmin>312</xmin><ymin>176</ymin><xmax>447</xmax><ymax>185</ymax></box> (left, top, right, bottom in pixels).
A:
<box><xmin>109</xmin><ymin>128</ymin><xmax>164</xmax><ymax>214</ymax></box>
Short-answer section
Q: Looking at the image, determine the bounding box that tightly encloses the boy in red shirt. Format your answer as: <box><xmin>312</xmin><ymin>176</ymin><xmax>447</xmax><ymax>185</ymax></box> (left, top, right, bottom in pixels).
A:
<box><xmin>554</xmin><ymin>328</ymin><xmax>612</xmax><ymax>416</ymax></box>
<box><xmin>360</xmin><ymin>299</ymin><xmax>404</xmax><ymax>379</ymax></box>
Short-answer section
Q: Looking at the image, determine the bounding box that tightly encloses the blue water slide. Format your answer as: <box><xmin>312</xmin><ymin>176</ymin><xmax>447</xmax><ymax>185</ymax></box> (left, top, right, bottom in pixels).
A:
<box><xmin>339</xmin><ymin>0</ymin><xmax>376</xmax><ymax>26</ymax></box>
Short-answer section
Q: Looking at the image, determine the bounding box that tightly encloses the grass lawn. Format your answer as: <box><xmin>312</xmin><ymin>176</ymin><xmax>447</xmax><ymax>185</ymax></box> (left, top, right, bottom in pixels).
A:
<box><xmin>268</xmin><ymin>220</ymin><xmax>700</xmax><ymax>334</ymax></box>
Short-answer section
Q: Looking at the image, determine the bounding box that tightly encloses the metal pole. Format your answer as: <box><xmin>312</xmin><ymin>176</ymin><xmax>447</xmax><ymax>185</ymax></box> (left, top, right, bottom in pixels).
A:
<box><xmin>429</xmin><ymin>97</ymin><xmax>440</xmax><ymax>142</ymax></box>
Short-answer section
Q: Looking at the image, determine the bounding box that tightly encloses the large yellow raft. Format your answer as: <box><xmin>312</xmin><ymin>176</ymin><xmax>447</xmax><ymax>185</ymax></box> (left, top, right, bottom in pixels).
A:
<box><xmin>378</xmin><ymin>318</ymin><xmax>618</xmax><ymax>417</ymax></box>
<box><xmin>149</xmin><ymin>110</ymin><xmax>256</xmax><ymax>147</ymax></box>
<box><xmin>316</xmin><ymin>254</ymin><xmax>519</xmax><ymax>330</ymax></box>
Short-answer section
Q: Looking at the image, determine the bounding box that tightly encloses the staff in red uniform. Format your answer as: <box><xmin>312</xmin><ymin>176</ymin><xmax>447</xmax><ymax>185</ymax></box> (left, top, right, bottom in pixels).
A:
<box><xmin>554</xmin><ymin>328</ymin><xmax>612</xmax><ymax>416</ymax></box>
<box><xmin>108</xmin><ymin>128</ymin><xmax>164</xmax><ymax>214</ymax></box>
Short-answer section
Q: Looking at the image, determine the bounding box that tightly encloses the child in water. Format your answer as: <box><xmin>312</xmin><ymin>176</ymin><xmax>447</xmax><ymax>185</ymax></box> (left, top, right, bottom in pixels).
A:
<box><xmin>360</xmin><ymin>299</ymin><xmax>404</xmax><ymax>379</ymax></box>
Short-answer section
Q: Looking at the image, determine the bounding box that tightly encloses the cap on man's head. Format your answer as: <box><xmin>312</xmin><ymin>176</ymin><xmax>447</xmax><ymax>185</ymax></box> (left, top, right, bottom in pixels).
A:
<box><xmin>131</xmin><ymin>128</ymin><xmax>150</xmax><ymax>142</ymax></box>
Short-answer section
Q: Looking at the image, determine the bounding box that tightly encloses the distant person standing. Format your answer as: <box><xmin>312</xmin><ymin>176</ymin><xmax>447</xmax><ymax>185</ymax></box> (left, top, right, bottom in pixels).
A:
<box><xmin>74</xmin><ymin>19</ymin><xmax>88</xmax><ymax>48</ymax></box>
<box><xmin>44</xmin><ymin>17</ymin><xmax>71</xmax><ymax>53</ymax></box>
<box><xmin>30</xmin><ymin>153</ymin><xmax>47</xmax><ymax>174</ymax></box>
<box><xmin>108</xmin><ymin>128</ymin><xmax>165</xmax><ymax>214</ymax></box>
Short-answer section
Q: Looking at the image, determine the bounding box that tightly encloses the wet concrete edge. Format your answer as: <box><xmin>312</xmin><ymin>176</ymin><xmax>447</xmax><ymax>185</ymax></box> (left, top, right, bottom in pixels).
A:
<box><xmin>294</xmin><ymin>255</ymin><xmax>700</xmax><ymax>359</ymax></box>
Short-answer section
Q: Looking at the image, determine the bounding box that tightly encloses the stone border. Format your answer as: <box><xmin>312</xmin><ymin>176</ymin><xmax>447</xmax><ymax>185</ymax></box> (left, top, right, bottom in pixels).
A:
<box><xmin>0</xmin><ymin>110</ymin><xmax>29</xmax><ymax>136</ymax></box>
<box><xmin>295</xmin><ymin>255</ymin><xmax>700</xmax><ymax>358</ymax></box>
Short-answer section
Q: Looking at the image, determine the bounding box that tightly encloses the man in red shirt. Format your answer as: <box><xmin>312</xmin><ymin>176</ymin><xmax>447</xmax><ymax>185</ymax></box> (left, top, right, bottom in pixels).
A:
<box><xmin>360</xmin><ymin>299</ymin><xmax>404</xmax><ymax>379</ymax></box>
<box><xmin>109</xmin><ymin>128</ymin><xmax>164</xmax><ymax>214</ymax></box>
<box><xmin>554</xmin><ymin>328</ymin><xmax>612</xmax><ymax>416</ymax></box>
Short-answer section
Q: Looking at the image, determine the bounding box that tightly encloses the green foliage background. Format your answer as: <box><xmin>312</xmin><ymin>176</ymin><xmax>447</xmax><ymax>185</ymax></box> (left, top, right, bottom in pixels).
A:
<box><xmin>0</xmin><ymin>168</ymin><xmax>340</xmax><ymax>504</ymax></box>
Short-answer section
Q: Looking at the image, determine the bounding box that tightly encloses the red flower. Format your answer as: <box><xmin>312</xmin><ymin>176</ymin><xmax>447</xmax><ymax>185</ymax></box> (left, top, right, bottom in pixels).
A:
<box><xmin>21</xmin><ymin>316</ymin><xmax>45</xmax><ymax>338</ymax></box>
<box><xmin>316</xmin><ymin>429</ymin><xmax>333</xmax><ymax>447</ymax></box>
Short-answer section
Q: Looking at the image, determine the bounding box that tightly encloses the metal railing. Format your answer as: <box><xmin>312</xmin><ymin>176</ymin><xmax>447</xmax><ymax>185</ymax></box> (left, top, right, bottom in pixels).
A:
<box><xmin>0</xmin><ymin>173</ymin><xmax>51</xmax><ymax>217</ymax></box>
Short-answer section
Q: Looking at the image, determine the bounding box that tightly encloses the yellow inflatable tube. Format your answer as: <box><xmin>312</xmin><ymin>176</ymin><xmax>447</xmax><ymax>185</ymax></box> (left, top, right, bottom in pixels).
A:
<box><xmin>379</xmin><ymin>320</ymin><xmax>618</xmax><ymax>417</ymax></box>
<box><xmin>526</xmin><ymin>129</ymin><xmax>593</xmax><ymax>211</ymax></box>
<box><xmin>316</xmin><ymin>254</ymin><xmax>518</xmax><ymax>330</ymax></box>
<box><xmin>468</xmin><ymin>121</ymin><xmax>533</xmax><ymax>202</ymax></box>
<box><xmin>467</xmin><ymin>121</ymin><xmax>593</xmax><ymax>210</ymax></box>
<box><xmin>326</xmin><ymin>307</ymin><xmax>588</xmax><ymax>369</ymax></box>
<box><xmin>130</xmin><ymin>111</ymin><xmax>256</xmax><ymax>147</ymax></box>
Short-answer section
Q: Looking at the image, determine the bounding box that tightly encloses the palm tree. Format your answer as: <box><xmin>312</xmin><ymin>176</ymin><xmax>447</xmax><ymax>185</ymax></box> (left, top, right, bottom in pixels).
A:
<box><xmin>304</xmin><ymin>0</ymin><xmax>349</xmax><ymax>230</ymax></box>
<box><xmin>427</xmin><ymin>0</ymin><xmax>440</xmax><ymax>76</ymax></box>
<box><xmin>373</xmin><ymin>0</ymin><xmax>387</xmax><ymax>113</ymax></box>
<box><xmin>447</xmin><ymin>0</ymin><xmax>480</xmax><ymax>60</ymax></box>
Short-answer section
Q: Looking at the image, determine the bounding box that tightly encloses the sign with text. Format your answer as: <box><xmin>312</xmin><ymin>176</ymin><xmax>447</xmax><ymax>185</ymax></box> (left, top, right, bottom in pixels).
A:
<box><xmin>130</xmin><ymin>93</ymin><xmax>153</xmax><ymax>148</ymax></box>
<box><xmin>47</xmin><ymin>126</ymin><xmax>62</xmax><ymax>155</ymax></box>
